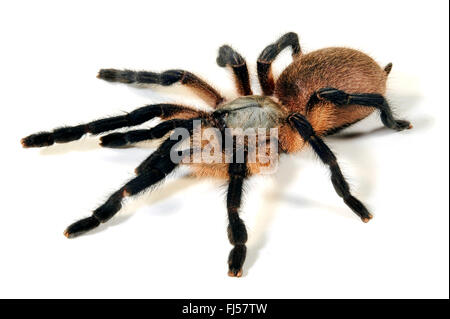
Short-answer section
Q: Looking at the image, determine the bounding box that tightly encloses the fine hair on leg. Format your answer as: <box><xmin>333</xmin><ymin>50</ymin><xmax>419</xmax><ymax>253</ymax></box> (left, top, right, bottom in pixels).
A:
<box><xmin>21</xmin><ymin>104</ymin><xmax>205</xmax><ymax>148</ymax></box>
<box><xmin>226</xmin><ymin>142</ymin><xmax>249</xmax><ymax>277</ymax></box>
<box><xmin>64</xmin><ymin>145</ymin><xmax>178</xmax><ymax>238</ymax></box>
<box><xmin>64</xmin><ymin>118</ymin><xmax>201</xmax><ymax>237</ymax></box>
<box><xmin>311</xmin><ymin>87</ymin><xmax>412</xmax><ymax>131</ymax></box>
<box><xmin>100</xmin><ymin>117</ymin><xmax>204</xmax><ymax>148</ymax></box>
<box><xmin>97</xmin><ymin>69</ymin><xmax>224</xmax><ymax>107</ymax></box>
<box><xmin>216</xmin><ymin>45</ymin><xmax>253</xmax><ymax>96</ymax></box>
<box><xmin>257</xmin><ymin>32</ymin><xmax>301</xmax><ymax>96</ymax></box>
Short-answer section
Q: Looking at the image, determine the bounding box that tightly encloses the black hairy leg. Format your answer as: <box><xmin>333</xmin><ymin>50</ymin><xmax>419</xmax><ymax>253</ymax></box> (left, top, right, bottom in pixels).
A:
<box><xmin>97</xmin><ymin>69</ymin><xmax>224</xmax><ymax>107</ymax></box>
<box><xmin>226</xmin><ymin>146</ymin><xmax>249</xmax><ymax>277</ymax></box>
<box><xmin>64</xmin><ymin>118</ymin><xmax>199</xmax><ymax>237</ymax></box>
<box><xmin>100</xmin><ymin>118</ymin><xmax>202</xmax><ymax>148</ymax></box>
<box><xmin>134</xmin><ymin>118</ymin><xmax>202</xmax><ymax>175</ymax></box>
<box><xmin>21</xmin><ymin>104</ymin><xmax>204</xmax><ymax>148</ymax></box>
<box><xmin>216</xmin><ymin>45</ymin><xmax>253</xmax><ymax>96</ymax></box>
<box><xmin>312</xmin><ymin>87</ymin><xmax>412</xmax><ymax>131</ymax></box>
<box><xmin>257</xmin><ymin>32</ymin><xmax>301</xmax><ymax>96</ymax></box>
<box><xmin>64</xmin><ymin>142</ymin><xmax>178</xmax><ymax>238</ymax></box>
<box><xmin>289</xmin><ymin>113</ymin><xmax>373</xmax><ymax>222</ymax></box>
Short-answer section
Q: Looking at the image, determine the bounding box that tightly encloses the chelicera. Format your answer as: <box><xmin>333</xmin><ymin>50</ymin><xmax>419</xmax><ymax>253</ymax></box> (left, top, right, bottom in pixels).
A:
<box><xmin>21</xmin><ymin>32</ymin><xmax>412</xmax><ymax>277</ymax></box>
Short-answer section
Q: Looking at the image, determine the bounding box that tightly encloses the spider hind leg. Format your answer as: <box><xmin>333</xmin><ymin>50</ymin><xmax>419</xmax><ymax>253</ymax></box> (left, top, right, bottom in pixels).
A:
<box><xmin>315</xmin><ymin>87</ymin><xmax>412</xmax><ymax>131</ymax></box>
<box><xmin>289</xmin><ymin>113</ymin><xmax>373</xmax><ymax>222</ymax></box>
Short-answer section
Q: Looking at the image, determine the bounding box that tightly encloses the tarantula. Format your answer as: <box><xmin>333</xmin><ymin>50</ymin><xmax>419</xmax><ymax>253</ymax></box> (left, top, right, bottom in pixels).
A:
<box><xmin>21</xmin><ymin>32</ymin><xmax>412</xmax><ymax>277</ymax></box>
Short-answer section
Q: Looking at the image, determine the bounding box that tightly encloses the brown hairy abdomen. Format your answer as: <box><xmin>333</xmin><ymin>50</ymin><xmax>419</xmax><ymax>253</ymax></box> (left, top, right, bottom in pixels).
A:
<box><xmin>275</xmin><ymin>47</ymin><xmax>387</xmax><ymax>135</ymax></box>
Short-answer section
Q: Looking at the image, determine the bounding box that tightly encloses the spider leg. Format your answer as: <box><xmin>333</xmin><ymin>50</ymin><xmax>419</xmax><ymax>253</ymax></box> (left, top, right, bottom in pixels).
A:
<box><xmin>135</xmin><ymin>137</ymin><xmax>184</xmax><ymax>176</ymax></box>
<box><xmin>133</xmin><ymin>118</ymin><xmax>205</xmax><ymax>175</ymax></box>
<box><xmin>216</xmin><ymin>45</ymin><xmax>253</xmax><ymax>96</ymax></box>
<box><xmin>257</xmin><ymin>32</ymin><xmax>301</xmax><ymax>96</ymax></box>
<box><xmin>21</xmin><ymin>104</ymin><xmax>204</xmax><ymax>148</ymax></box>
<box><xmin>226</xmin><ymin>145</ymin><xmax>249</xmax><ymax>277</ymax></box>
<box><xmin>64</xmin><ymin>119</ymin><xmax>199</xmax><ymax>238</ymax></box>
<box><xmin>289</xmin><ymin>113</ymin><xmax>373</xmax><ymax>223</ymax></box>
<box><xmin>97</xmin><ymin>69</ymin><xmax>224</xmax><ymax>107</ymax></box>
<box><xmin>311</xmin><ymin>87</ymin><xmax>412</xmax><ymax>131</ymax></box>
<box><xmin>100</xmin><ymin>118</ymin><xmax>201</xmax><ymax>148</ymax></box>
<box><xmin>64</xmin><ymin>153</ymin><xmax>176</xmax><ymax>238</ymax></box>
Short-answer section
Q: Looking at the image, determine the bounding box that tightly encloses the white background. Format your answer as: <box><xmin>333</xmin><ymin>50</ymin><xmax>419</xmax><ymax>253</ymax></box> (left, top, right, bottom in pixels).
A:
<box><xmin>1</xmin><ymin>0</ymin><xmax>448</xmax><ymax>298</ymax></box>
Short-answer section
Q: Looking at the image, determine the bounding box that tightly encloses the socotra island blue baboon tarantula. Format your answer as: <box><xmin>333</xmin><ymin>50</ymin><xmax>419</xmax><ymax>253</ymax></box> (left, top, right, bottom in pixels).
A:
<box><xmin>21</xmin><ymin>32</ymin><xmax>412</xmax><ymax>277</ymax></box>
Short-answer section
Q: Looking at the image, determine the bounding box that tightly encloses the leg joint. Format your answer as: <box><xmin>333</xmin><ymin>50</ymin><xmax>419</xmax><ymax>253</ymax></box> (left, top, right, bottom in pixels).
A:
<box><xmin>92</xmin><ymin>190</ymin><xmax>123</xmax><ymax>222</ymax></box>
<box><xmin>288</xmin><ymin>113</ymin><xmax>314</xmax><ymax>140</ymax></box>
<box><xmin>227</xmin><ymin>217</ymin><xmax>248</xmax><ymax>245</ymax></box>
<box><xmin>159</xmin><ymin>70</ymin><xmax>184</xmax><ymax>86</ymax></box>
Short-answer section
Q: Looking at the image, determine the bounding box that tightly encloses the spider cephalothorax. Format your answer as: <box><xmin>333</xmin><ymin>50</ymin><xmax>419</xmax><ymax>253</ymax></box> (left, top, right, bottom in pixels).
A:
<box><xmin>21</xmin><ymin>32</ymin><xmax>412</xmax><ymax>277</ymax></box>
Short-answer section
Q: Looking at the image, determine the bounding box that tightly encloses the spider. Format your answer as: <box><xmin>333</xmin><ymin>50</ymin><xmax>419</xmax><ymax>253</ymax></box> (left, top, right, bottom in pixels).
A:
<box><xmin>21</xmin><ymin>32</ymin><xmax>412</xmax><ymax>277</ymax></box>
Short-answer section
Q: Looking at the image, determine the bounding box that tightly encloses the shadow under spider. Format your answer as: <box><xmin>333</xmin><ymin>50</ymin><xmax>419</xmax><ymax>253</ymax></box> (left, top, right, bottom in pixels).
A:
<box><xmin>83</xmin><ymin>173</ymin><xmax>203</xmax><ymax>237</ymax></box>
<box><xmin>244</xmin><ymin>155</ymin><xmax>304</xmax><ymax>274</ymax></box>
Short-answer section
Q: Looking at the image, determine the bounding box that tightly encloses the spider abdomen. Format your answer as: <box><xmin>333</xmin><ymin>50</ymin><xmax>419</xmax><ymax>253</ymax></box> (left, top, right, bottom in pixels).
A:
<box><xmin>275</xmin><ymin>47</ymin><xmax>389</xmax><ymax>135</ymax></box>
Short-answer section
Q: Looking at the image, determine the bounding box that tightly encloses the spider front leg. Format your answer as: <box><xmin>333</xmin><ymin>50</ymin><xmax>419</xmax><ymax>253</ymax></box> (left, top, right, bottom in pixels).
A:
<box><xmin>100</xmin><ymin>118</ymin><xmax>201</xmax><ymax>148</ymax></box>
<box><xmin>216</xmin><ymin>45</ymin><xmax>253</xmax><ymax>96</ymax></box>
<box><xmin>289</xmin><ymin>113</ymin><xmax>373</xmax><ymax>222</ymax></box>
<box><xmin>313</xmin><ymin>87</ymin><xmax>412</xmax><ymax>131</ymax></box>
<box><xmin>64</xmin><ymin>119</ymin><xmax>197</xmax><ymax>237</ymax></box>
<box><xmin>226</xmin><ymin>153</ymin><xmax>249</xmax><ymax>277</ymax></box>
<box><xmin>97</xmin><ymin>69</ymin><xmax>224</xmax><ymax>107</ymax></box>
<box><xmin>64</xmin><ymin>142</ymin><xmax>178</xmax><ymax>237</ymax></box>
<box><xmin>257</xmin><ymin>32</ymin><xmax>301</xmax><ymax>96</ymax></box>
<box><xmin>21</xmin><ymin>104</ymin><xmax>204</xmax><ymax>148</ymax></box>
